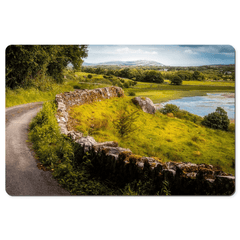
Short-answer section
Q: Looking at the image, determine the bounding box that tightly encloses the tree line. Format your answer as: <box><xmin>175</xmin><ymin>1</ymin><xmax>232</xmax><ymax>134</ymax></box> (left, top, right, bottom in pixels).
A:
<box><xmin>82</xmin><ymin>65</ymin><xmax>235</xmax><ymax>83</ymax></box>
<box><xmin>6</xmin><ymin>45</ymin><xmax>88</xmax><ymax>89</ymax></box>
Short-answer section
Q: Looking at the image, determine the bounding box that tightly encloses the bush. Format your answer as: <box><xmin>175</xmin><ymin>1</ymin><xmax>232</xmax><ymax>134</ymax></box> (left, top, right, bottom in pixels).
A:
<box><xmin>113</xmin><ymin>104</ymin><xmax>139</xmax><ymax>138</ymax></box>
<box><xmin>170</xmin><ymin>75</ymin><xmax>182</xmax><ymax>85</ymax></box>
<box><xmin>123</xmin><ymin>82</ymin><xmax>130</xmax><ymax>88</ymax></box>
<box><xmin>228</xmin><ymin>123</ymin><xmax>235</xmax><ymax>133</ymax></box>
<box><xmin>160</xmin><ymin>104</ymin><xmax>180</xmax><ymax>115</ymax></box>
<box><xmin>87</xmin><ymin>74</ymin><xmax>93</xmax><ymax>79</ymax></box>
<box><xmin>128</xmin><ymin>91</ymin><xmax>136</xmax><ymax>96</ymax></box>
<box><xmin>201</xmin><ymin>107</ymin><xmax>230</xmax><ymax>131</ymax></box>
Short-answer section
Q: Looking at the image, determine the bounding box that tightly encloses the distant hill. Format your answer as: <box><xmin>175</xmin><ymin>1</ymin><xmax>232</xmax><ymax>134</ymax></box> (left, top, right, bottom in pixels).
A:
<box><xmin>83</xmin><ymin>60</ymin><xmax>165</xmax><ymax>67</ymax></box>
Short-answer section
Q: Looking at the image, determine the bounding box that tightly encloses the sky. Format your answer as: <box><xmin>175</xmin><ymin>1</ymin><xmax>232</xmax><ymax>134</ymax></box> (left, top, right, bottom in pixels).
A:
<box><xmin>84</xmin><ymin>45</ymin><xmax>235</xmax><ymax>66</ymax></box>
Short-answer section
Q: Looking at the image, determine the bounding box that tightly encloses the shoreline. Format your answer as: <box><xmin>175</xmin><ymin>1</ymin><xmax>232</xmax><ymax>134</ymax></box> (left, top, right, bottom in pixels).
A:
<box><xmin>154</xmin><ymin>92</ymin><xmax>235</xmax><ymax>120</ymax></box>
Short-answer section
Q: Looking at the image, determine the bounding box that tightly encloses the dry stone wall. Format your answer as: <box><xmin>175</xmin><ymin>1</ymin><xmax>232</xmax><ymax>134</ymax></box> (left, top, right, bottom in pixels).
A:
<box><xmin>55</xmin><ymin>87</ymin><xmax>235</xmax><ymax>195</ymax></box>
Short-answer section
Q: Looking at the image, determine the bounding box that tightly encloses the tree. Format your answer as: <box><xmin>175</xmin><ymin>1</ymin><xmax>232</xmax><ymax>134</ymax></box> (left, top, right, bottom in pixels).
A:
<box><xmin>143</xmin><ymin>70</ymin><xmax>164</xmax><ymax>83</ymax></box>
<box><xmin>192</xmin><ymin>71</ymin><xmax>205</xmax><ymax>81</ymax></box>
<box><xmin>170</xmin><ymin>75</ymin><xmax>182</xmax><ymax>85</ymax></box>
<box><xmin>6</xmin><ymin>45</ymin><xmax>88</xmax><ymax>88</ymax></box>
<box><xmin>201</xmin><ymin>107</ymin><xmax>230</xmax><ymax>131</ymax></box>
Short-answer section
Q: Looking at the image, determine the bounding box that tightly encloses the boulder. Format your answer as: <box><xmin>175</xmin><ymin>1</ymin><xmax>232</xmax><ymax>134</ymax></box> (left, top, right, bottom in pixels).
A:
<box><xmin>132</xmin><ymin>97</ymin><xmax>156</xmax><ymax>114</ymax></box>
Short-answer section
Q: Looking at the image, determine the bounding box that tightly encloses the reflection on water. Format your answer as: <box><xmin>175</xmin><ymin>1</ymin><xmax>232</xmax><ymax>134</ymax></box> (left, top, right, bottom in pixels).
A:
<box><xmin>162</xmin><ymin>93</ymin><xmax>235</xmax><ymax>119</ymax></box>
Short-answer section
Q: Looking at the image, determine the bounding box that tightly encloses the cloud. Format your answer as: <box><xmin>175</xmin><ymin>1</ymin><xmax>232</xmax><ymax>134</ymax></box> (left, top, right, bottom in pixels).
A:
<box><xmin>184</xmin><ymin>49</ymin><xmax>198</xmax><ymax>54</ymax></box>
<box><xmin>115</xmin><ymin>47</ymin><xmax>157</xmax><ymax>55</ymax></box>
<box><xmin>179</xmin><ymin>45</ymin><xmax>235</xmax><ymax>55</ymax></box>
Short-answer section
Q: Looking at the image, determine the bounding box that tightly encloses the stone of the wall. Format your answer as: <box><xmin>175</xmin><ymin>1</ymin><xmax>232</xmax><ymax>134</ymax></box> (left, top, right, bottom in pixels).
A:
<box><xmin>55</xmin><ymin>86</ymin><xmax>124</xmax><ymax>137</ymax></box>
<box><xmin>55</xmin><ymin>87</ymin><xmax>235</xmax><ymax>195</ymax></box>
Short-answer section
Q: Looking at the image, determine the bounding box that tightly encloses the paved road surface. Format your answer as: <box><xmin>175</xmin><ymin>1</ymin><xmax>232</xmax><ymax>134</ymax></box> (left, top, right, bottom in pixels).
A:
<box><xmin>5</xmin><ymin>102</ymin><xmax>70</xmax><ymax>196</ymax></box>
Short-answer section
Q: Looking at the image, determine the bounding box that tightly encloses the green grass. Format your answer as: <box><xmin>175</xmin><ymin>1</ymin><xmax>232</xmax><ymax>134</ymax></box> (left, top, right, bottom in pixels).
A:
<box><xmin>5</xmin><ymin>73</ymin><xmax>111</xmax><ymax>108</ymax></box>
<box><xmin>6</xmin><ymin>70</ymin><xmax>235</xmax><ymax>107</ymax></box>
<box><xmin>125</xmin><ymin>80</ymin><xmax>235</xmax><ymax>103</ymax></box>
<box><xmin>69</xmin><ymin>97</ymin><xmax>235</xmax><ymax>175</ymax></box>
<box><xmin>28</xmin><ymin>101</ymin><xmax>166</xmax><ymax>195</ymax></box>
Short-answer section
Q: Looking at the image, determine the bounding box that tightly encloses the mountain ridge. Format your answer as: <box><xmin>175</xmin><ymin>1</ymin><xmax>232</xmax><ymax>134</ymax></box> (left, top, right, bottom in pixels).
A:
<box><xmin>83</xmin><ymin>60</ymin><xmax>165</xmax><ymax>67</ymax></box>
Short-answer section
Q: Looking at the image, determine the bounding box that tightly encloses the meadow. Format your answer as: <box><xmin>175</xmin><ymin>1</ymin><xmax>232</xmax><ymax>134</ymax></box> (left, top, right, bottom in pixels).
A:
<box><xmin>69</xmin><ymin>97</ymin><xmax>235</xmax><ymax>175</ymax></box>
<box><xmin>124</xmin><ymin>81</ymin><xmax>235</xmax><ymax>103</ymax></box>
<box><xmin>6</xmin><ymin>70</ymin><xmax>235</xmax><ymax>107</ymax></box>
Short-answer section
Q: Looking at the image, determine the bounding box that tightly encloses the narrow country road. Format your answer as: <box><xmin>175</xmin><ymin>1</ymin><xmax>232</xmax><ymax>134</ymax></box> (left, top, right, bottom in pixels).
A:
<box><xmin>5</xmin><ymin>102</ymin><xmax>70</xmax><ymax>196</ymax></box>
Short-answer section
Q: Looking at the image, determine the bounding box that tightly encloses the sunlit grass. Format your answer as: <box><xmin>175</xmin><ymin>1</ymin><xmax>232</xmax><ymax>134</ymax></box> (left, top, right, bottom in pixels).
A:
<box><xmin>6</xmin><ymin>71</ymin><xmax>235</xmax><ymax>108</ymax></box>
<box><xmin>69</xmin><ymin>97</ymin><xmax>235</xmax><ymax>175</ymax></box>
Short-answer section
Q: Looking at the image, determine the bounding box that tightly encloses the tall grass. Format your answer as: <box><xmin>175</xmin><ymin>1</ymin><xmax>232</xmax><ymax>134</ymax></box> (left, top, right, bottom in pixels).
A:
<box><xmin>69</xmin><ymin>97</ymin><xmax>235</xmax><ymax>175</ymax></box>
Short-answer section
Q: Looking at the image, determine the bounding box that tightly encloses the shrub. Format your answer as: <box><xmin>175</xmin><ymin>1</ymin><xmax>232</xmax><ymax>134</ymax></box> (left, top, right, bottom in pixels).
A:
<box><xmin>170</xmin><ymin>75</ymin><xmax>182</xmax><ymax>85</ymax></box>
<box><xmin>123</xmin><ymin>82</ymin><xmax>130</xmax><ymax>88</ymax></box>
<box><xmin>167</xmin><ymin>113</ymin><xmax>174</xmax><ymax>118</ymax></box>
<box><xmin>160</xmin><ymin>104</ymin><xmax>180</xmax><ymax>115</ymax></box>
<box><xmin>87</xmin><ymin>74</ymin><xmax>93</xmax><ymax>79</ymax></box>
<box><xmin>201</xmin><ymin>107</ymin><xmax>230</xmax><ymax>131</ymax></box>
<box><xmin>228</xmin><ymin>123</ymin><xmax>235</xmax><ymax>133</ymax></box>
<box><xmin>128</xmin><ymin>91</ymin><xmax>136</xmax><ymax>96</ymax></box>
<box><xmin>113</xmin><ymin>104</ymin><xmax>139</xmax><ymax>138</ymax></box>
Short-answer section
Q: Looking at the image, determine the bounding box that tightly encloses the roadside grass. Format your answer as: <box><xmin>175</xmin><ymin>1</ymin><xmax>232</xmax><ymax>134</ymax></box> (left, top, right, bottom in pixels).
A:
<box><xmin>69</xmin><ymin>97</ymin><xmax>235</xmax><ymax>175</ymax></box>
<box><xmin>6</xmin><ymin>84</ymin><xmax>73</xmax><ymax>107</ymax></box>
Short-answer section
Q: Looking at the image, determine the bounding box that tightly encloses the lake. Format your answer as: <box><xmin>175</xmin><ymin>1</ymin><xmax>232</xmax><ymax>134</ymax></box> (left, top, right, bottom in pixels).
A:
<box><xmin>161</xmin><ymin>93</ymin><xmax>235</xmax><ymax>119</ymax></box>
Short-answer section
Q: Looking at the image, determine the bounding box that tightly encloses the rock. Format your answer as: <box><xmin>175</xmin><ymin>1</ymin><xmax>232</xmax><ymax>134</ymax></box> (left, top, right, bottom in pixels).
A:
<box><xmin>132</xmin><ymin>97</ymin><xmax>156</xmax><ymax>114</ymax></box>
<box><xmin>76</xmin><ymin>136</ymin><xmax>97</xmax><ymax>152</ymax></box>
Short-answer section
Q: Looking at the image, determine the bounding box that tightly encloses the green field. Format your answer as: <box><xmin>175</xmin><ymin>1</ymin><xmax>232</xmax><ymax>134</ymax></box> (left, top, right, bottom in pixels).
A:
<box><xmin>69</xmin><ymin>97</ymin><xmax>235</xmax><ymax>175</ymax></box>
<box><xmin>6</xmin><ymin>71</ymin><xmax>235</xmax><ymax>107</ymax></box>
<box><xmin>125</xmin><ymin>81</ymin><xmax>235</xmax><ymax>103</ymax></box>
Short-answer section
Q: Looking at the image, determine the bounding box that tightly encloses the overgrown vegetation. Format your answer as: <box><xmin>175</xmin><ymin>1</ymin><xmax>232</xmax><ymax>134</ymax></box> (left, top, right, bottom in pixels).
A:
<box><xmin>28</xmin><ymin>101</ymin><xmax>171</xmax><ymax>195</ymax></box>
<box><xmin>69</xmin><ymin>97</ymin><xmax>235</xmax><ymax>175</ymax></box>
<box><xmin>113</xmin><ymin>104</ymin><xmax>140</xmax><ymax>138</ymax></box>
<box><xmin>202</xmin><ymin>107</ymin><xmax>230</xmax><ymax>131</ymax></box>
<box><xmin>160</xmin><ymin>104</ymin><xmax>203</xmax><ymax>124</ymax></box>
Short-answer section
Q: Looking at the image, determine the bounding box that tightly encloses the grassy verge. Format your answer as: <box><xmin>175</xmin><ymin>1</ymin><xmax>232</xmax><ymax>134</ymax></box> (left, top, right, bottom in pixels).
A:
<box><xmin>69</xmin><ymin>97</ymin><xmax>235</xmax><ymax>175</ymax></box>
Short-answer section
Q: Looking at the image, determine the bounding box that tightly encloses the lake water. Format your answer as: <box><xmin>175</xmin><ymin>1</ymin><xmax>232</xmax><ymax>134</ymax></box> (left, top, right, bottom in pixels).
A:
<box><xmin>161</xmin><ymin>93</ymin><xmax>235</xmax><ymax>119</ymax></box>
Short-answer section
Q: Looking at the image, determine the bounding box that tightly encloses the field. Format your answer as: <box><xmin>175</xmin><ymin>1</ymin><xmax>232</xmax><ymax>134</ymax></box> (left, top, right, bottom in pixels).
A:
<box><xmin>69</xmin><ymin>97</ymin><xmax>235</xmax><ymax>175</ymax></box>
<box><xmin>125</xmin><ymin>81</ymin><xmax>235</xmax><ymax>103</ymax></box>
<box><xmin>6</xmin><ymin>70</ymin><xmax>235</xmax><ymax>107</ymax></box>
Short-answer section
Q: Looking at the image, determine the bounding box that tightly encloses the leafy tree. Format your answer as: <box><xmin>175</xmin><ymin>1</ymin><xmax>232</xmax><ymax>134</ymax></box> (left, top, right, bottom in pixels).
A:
<box><xmin>170</xmin><ymin>75</ymin><xmax>182</xmax><ymax>85</ymax></box>
<box><xmin>143</xmin><ymin>70</ymin><xmax>164</xmax><ymax>83</ymax></box>
<box><xmin>201</xmin><ymin>107</ymin><xmax>230</xmax><ymax>131</ymax></box>
<box><xmin>192</xmin><ymin>71</ymin><xmax>205</xmax><ymax>81</ymax></box>
<box><xmin>6</xmin><ymin>45</ymin><xmax>88</xmax><ymax>88</ymax></box>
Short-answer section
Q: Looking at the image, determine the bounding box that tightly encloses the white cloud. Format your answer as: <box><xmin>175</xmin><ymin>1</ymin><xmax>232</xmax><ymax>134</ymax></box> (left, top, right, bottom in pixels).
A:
<box><xmin>115</xmin><ymin>47</ymin><xmax>157</xmax><ymax>55</ymax></box>
<box><xmin>184</xmin><ymin>49</ymin><xmax>198</xmax><ymax>54</ymax></box>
